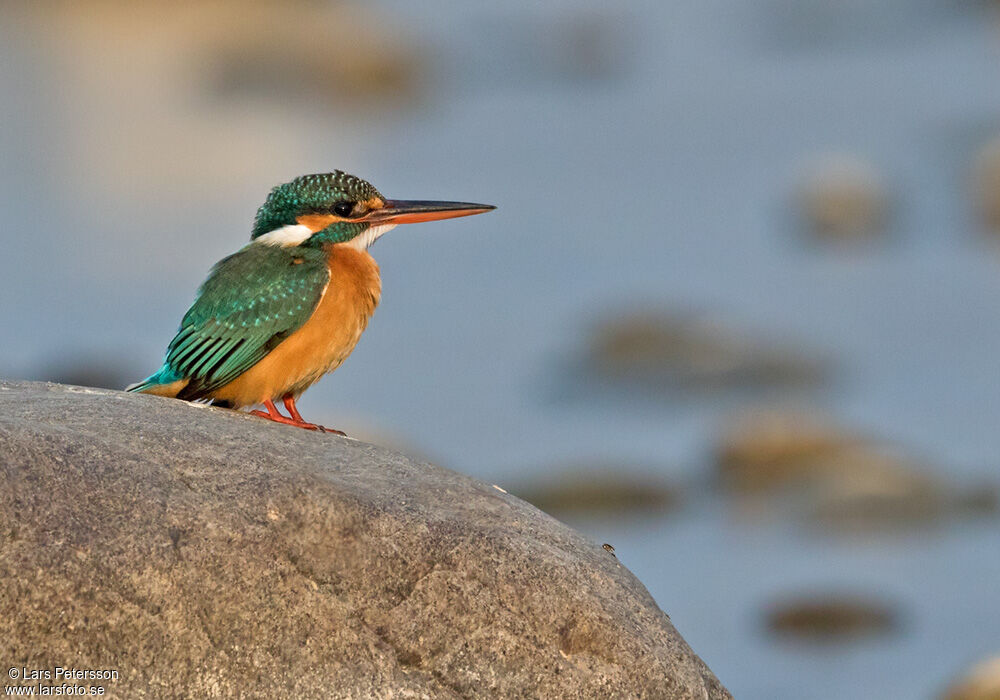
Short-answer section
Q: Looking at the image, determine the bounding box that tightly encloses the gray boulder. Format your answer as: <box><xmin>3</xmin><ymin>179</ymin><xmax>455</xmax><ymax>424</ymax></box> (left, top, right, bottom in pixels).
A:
<box><xmin>0</xmin><ymin>381</ymin><xmax>730</xmax><ymax>699</ymax></box>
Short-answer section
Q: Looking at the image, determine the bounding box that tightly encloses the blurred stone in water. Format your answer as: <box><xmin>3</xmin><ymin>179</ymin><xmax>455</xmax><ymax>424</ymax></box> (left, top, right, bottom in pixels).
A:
<box><xmin>586</xmin><ymin>311</ymin><xmax>826</xmax><ymax>394</ymax></box>
<box><xmin>808</xmin><ymin>456</ymin><xmax>998</xmax><ymax>534</ymax></box>
<box><xmin>972</xmin><ymin>136</ymin><xmax>1000</xmax><ymax>234</ymax></box>
<box><xmin>796</xmin><ymin>155</ymin><xmax>890</xmax><ymax>242</ymax></box>
<box><xmin>716</xmin><ymin>408</ymin><xmax>998</xmax><ymax>533</ymax></box>
<box><xmin>942</xmin><ymin>655</ymin><xmax>1000</xmax><ymax>700</ymax></box>
<box><xmin>208</xmin><ymin>2</ymin><xmax>423</xmax><ymax>105</ymax></box>
<box><xmin>716</xmin><ymin>408</ymin><xmax>858</xmax><ymax>493</ymax></box>
<box><xmin>511</xmin><ymin>463</ymin><xmax>680</xmax><ymax>518</ymax></box>
<box><xmin>4</xmin><ymin>0</ymin><xmax>422</xmax><ymax>201</ymax></box>
<box><xmin>764</xmin><ymin>594</ymin><xmax>899</xmax><ymax>642</ymax></box>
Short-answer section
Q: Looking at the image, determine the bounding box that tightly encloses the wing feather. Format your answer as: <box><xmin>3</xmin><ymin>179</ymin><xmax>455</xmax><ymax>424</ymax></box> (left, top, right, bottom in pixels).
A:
<box><xmin>158</xmin><ymin>243</ymin><xmax>329</xmax><ymax>399</ymax></box>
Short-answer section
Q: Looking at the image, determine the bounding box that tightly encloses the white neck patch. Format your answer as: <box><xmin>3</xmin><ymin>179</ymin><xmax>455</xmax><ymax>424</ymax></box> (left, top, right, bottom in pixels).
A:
<box><xmin>254</xmin><ymin>222</ymin><xmax>397</xmax><ymax>250</ymax></box>
<box><xmin>344</xmin><ymin>223</ymin><xmax>397</xmax><ymax>250</ymax></box>
<box><xmin>253</xmin><ymin>223</ymin><xmax>313</xmax><ymax>247</ymax></box>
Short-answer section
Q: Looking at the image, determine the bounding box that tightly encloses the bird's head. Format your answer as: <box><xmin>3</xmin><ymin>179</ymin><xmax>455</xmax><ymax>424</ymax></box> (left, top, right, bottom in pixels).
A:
<box><xmin>250</xmin><ymin>171</ymin><xmax>494</xmax><ymax>249</ymax></box>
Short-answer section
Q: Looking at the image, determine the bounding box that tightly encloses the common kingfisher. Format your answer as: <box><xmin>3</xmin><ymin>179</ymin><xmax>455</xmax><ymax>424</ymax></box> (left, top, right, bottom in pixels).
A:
<box><xmin>128</xmin><ymin>171</ymin><xmax>494</xmax><ymax>433</ymax></box>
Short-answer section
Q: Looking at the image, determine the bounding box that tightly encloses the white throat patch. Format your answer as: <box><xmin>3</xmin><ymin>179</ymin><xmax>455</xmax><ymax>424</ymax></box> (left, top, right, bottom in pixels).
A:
<box><xmin>345</xmin><ymin>223</ymin><xmax>397</xmax><ymax>250</ymax></box>
<box><xmin>253</xmin><ymin>223</ymin><xmax>313</xmax><ymax>247</ymax></box>
<box><xmin>254</xmin><ymin>222</ymin><xmax>397</xmax><ymax>250</ymax></box>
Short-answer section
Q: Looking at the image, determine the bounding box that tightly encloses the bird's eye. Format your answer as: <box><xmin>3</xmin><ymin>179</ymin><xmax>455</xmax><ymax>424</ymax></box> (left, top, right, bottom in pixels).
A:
<box><xmin>333</xmin><ymin>201</ymin><xmax>355</xmax><ymax>218</ymax></box>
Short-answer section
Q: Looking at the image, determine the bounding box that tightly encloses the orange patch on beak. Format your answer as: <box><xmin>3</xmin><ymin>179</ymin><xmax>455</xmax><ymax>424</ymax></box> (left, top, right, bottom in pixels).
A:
<box><xmin>380</xmin><ymin>208</ymin><xmax>493</xmax><ymax>224</ymax></box>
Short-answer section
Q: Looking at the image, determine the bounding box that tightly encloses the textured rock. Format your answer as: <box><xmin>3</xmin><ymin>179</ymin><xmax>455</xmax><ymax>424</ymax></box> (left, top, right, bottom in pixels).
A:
<box><xmin>0</xmin><ymin>381</ymin><xmax>729</xmax><ymax>699</ymax></box>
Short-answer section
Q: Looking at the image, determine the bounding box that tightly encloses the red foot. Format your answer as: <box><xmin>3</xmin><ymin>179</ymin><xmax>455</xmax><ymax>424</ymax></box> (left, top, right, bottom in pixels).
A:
<box><xmin>248</xmin><ymin>398</ymin><xmax>345</xmax><ymax>436</ymax></box>
<box><xmin>283</xmin><ymin>395</ymin><xmax>346</xmax><ymax>435</ymax></box>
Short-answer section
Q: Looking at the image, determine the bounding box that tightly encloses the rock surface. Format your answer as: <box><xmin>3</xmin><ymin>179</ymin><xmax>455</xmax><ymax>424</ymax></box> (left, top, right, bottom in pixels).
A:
<box><xmin>0</xmin><ymin>381</ymin><xmax>729</xmax><ymax>699</ymax></box>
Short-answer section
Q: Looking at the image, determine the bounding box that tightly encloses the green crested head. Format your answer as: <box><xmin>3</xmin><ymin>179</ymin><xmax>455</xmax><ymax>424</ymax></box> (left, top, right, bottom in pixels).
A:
<box><xmin>250</xmin><ymin>170</ymin><xmax>497</xmax><ymax>250</ymax></box>
<box><xmin>251</xmin><ymin>171</ymin><xmax>384</xmax><ymax>241</ymax></box>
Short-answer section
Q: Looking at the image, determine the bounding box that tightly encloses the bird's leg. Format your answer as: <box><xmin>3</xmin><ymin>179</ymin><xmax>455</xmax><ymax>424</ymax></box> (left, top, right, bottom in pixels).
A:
<box><xmin>282</xmin><ymin>395</ymin><xmax>346</xmax><ymax>436</ymax></box>
<box><xmin>249</xmin><ymin>399</ymin><xmax>299</xmax><ymax>425</ymax></box>
<box><xmin>282</xmin><ymin>395</ymin><xmax>306</xmax><ymax>422</ymax></box>
<box><xmin>248</xmin><ymin>398</ymin><xmax>339</xmax><ymax>434</ymax></box>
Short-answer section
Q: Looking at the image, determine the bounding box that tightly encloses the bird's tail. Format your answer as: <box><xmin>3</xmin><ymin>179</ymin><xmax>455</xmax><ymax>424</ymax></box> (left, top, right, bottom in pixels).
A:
<box><xmin>126</xmin><ymin>366</ymin><xmax>189</xmax><ymax>397</ymax></box>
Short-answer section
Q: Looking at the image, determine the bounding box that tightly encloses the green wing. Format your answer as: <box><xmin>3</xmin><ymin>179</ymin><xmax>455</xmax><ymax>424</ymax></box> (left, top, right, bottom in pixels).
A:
<box><xmin>164</xmin><ymin>243</ymin><xmax>329</xmax><ymax>399</ymax></box>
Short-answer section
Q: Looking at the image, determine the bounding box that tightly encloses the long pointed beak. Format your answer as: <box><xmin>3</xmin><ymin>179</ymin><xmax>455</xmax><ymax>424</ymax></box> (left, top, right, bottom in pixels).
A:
<box><xmin>372</xmin><ymin>199</ymin><xmax>496</xmax><ymax>224</ymax></box>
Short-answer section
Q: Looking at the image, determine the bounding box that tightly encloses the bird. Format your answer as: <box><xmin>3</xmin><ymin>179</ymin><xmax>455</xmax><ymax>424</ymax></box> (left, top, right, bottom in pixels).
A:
<box><xmin>128</xmin><ymin>170</ymin><xmax>494</xmax><ymax>433</ymax></box>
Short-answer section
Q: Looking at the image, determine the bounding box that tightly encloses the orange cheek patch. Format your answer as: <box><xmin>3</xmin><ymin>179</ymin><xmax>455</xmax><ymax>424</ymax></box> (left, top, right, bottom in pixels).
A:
<box><xmin>297</xmin><ymin>214</ymin><xmax>343</xmax><ymax>232</ymax></box>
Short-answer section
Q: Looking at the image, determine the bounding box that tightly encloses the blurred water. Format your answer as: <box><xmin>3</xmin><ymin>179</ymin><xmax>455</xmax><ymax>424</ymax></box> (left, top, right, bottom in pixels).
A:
<box><xmin>3</xmin><ymin>1</ymin><xmax>1000</xmax><ymax>697</ymax></box>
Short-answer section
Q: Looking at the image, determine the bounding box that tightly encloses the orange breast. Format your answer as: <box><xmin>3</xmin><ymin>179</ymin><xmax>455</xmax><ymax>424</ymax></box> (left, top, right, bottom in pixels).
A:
<box><xmin>208</xmin><ymin>244</ymin><xmax>381</xmax><ymax>408</ymax></box>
